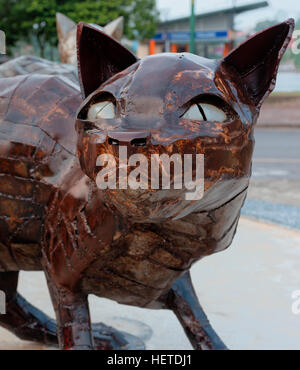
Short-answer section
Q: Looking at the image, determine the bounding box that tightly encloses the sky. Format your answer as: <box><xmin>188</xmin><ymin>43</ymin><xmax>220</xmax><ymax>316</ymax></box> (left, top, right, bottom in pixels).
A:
<box><xmin>157</xmin><ymin>0</ymin><xmax>300</xmax><ymax>30</ymax></box>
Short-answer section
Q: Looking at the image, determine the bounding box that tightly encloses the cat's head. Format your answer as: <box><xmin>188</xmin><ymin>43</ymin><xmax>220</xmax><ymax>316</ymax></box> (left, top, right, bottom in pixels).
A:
<box><xmin>76</xmin><ymin>20</ymin><xmax>294</xmax><ymax>223</ymax></box>
<box><xmin>56</xmin><ymin>13</ymin><xmax>124</xmax><ymax>65</ymax></box>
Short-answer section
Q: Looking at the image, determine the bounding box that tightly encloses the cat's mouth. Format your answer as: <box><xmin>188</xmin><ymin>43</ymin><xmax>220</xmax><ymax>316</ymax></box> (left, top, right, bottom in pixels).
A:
<box><xmin>101</xmin><ymin>187</ymin><xmax>201</xmax><ymax>223</ymax></box>
<box><xmin>93</xmin><ymin>146</ymin><xmax>205</xmax><ymax>222</ymax></box>
<box><xmin>98</xmin><ymin>175</ymin><xmax>250</xmax><ymax>223</ymax></box>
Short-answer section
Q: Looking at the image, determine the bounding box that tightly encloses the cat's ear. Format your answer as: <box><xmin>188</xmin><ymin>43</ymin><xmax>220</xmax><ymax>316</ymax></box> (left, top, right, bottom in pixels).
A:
<box><xmin>56</xmin><ymin>13</ymin><xmax>76</xmax><ymax>40</ymax></box>
<box><xmin>220</xmin><ymin>19</ymin><xmax>294</xmax><ymax>107</ymax></box>
<box><xmin>77</xmin><ymin>22</ymin><xmax>138</xmax><ymax>98</ymax></box>
<box><xmin>104</xmin><ymin>16</ymin><xmax>124</xmax><ymax>41</ymax></box>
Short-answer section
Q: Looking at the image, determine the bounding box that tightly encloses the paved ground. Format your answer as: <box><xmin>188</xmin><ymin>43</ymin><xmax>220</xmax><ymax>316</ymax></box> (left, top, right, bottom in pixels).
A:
<box><xmin>0</xmin><ymin>217</ymin><xmax>300</xmax><ymax>350</ymax></box>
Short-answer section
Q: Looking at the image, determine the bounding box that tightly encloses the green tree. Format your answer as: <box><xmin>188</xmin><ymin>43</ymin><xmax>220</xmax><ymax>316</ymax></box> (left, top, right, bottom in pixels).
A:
<box><xmin>0</xmin><ymin>0</ymin><xmax>160</xmax><ymax>57</ymax></box>
<box><xmin>0</xmin><ymin>0</ymin><xmax>27</xmax><ymax>51</ymax></box>
<box><xmin>126</xmin><ymin>0</ymin><xmax>159</xmax><ymax>40</ymax></box>
<box><xmin>0</xmin><ymin>0</ymin><xmax>58</xmax><ymax>57</ymax></box>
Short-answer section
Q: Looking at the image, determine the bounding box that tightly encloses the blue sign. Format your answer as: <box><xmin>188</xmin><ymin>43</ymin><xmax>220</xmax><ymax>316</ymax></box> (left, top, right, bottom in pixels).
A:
<box><xmin>152</xmin><ymin>33</ymin><xmax>168</xmax><ymax>41</ymax></box>
<box><xmin>195</xmin><ymin>30</ymin><xmax>228</xmax><ymax>39</ymax></box>
<box><xmin>153</xmin><ymin>30</ymin><xmax>228</xmax><ymax>42</ymax></box>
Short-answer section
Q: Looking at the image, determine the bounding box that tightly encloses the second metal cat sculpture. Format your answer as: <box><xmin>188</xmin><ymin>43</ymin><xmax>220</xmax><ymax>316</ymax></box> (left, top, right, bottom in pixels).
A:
<box><xmin>0</xmin><ymin>19</ymin><xmax>294</xmax><ymax>350</ymax></box>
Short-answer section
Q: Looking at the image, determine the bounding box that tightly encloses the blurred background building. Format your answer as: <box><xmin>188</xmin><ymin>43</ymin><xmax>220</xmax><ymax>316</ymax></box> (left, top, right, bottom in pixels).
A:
<box><xmin>138</xmin><ymin>1</ymin><xmax>268</xmax><ymax>57</ymax></box>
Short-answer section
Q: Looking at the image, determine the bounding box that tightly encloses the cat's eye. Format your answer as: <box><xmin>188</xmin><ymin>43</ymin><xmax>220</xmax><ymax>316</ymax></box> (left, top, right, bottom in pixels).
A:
<box><xmin>87</xmin><ymin>101</ymin><xmax>115</xmax><ymax>120</ymax></box>
<box><xmin>182</xmin><ymin>103</ymin><xmax>227</xmax><ymax>122</ymax></box>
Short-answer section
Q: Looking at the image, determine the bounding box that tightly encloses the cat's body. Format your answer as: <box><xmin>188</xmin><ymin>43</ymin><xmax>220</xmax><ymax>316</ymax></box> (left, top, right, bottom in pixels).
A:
<box><xmin>0</xmin><ymin>19</ymin><xmax>294</xmax><ymax>350</ymax></box>
<box><xmin>0</xmin><ymin>74</ymin><xmax>80</xmax><ymax>271</ymax></box>
<box><xmin>0</xmin><ymin>72</ymin><xmax>248</xmax><ymax>308</ymax></box>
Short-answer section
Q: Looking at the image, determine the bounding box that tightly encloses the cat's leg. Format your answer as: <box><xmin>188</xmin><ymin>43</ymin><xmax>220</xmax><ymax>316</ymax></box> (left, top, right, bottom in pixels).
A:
<box><xmin>45</xmin><ymin>276</ymin><xmax>94</xmax><ymax>350</ymax></box>
<box><xmin>0</xmin><ymin>271</ymin><xmax>57</xmax><ymax>345</ymax></box>
<box><xmin>166</xmin><ymin>271</ymin><xmax>227</xmax><ymax>350</ymax></box>
<box><xmin>45</xmin><ymin>274</ymin><xmax>135</xmax><ymax>350</ymax></box>
<box><xmin>0</xmin><ymin>271</ymin><xmax>137</xmax><ymax>349</ymax></box>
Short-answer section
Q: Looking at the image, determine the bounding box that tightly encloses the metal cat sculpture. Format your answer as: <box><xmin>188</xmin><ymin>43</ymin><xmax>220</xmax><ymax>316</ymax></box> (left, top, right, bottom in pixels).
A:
<box><xmin>56</xmin><ymin>12</ymin><xmax>124</xmax><ymax>65</ymax></box>
<box><xmin>0</xmin><ymin>19</ymin><xmax>294</xmax><ymax>350</ymax></box>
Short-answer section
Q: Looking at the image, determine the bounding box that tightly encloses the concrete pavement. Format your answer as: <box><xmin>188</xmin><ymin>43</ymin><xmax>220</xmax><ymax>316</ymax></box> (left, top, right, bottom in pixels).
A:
<box><xmin>0</xmin><ymin>217</ymin><xmax>300</xmax><ymax>350</ymax></box>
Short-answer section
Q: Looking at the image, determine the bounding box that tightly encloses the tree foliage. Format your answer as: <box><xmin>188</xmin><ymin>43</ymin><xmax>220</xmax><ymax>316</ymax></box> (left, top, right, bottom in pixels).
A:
<box><xmin>0</xmin><ymin>0</ymin><xmax>160</xmax><ymax>56</ymax></box>
<box><xmin>126</xmin><ymin>0</ymin><xmax>159</xmax><ymax>40</ymax></box>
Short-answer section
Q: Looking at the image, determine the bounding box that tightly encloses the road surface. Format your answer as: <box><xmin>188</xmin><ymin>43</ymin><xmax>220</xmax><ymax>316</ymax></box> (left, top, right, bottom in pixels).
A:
<box><xmin>244</xmin><ymin>128</ymin><xmax>300</xmax><ymax>229</ymax></box>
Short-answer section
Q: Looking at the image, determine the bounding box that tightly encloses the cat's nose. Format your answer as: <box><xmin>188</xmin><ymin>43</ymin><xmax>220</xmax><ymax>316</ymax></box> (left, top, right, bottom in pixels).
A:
<box><xmin>107</xmin><ymin>131</ymin><xmax>149</xmax><ymax>147</ymax></box>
